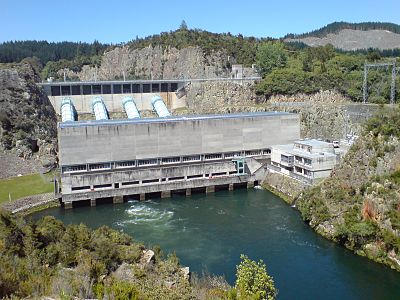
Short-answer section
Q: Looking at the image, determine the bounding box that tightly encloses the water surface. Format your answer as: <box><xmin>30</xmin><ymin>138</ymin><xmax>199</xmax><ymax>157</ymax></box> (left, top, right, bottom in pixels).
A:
<box><xmin>34</xmin><ymin>189</ymin><xmax>400</xmax><ymax>300</ymax></box>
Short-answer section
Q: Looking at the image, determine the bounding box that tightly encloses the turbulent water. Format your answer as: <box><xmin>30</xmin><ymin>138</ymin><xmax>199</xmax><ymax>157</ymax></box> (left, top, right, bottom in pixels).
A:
<box><xmin>33</xmin><ymin>188</ymin><xmax>400</xmax><ymax>300</ymax></box>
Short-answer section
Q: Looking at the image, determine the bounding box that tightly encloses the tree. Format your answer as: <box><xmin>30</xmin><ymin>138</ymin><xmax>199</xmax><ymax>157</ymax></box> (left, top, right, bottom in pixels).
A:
<box><xmin>179</xmin><ymin>20</ymin><xmax>188</xmax><ymax>31</ymax></box>
<box><xmin>235</xmin><ymin>254</ymin><xmax>277</xmax><ymax>300</ymax></box>
<box><xmin>255</xmin><ymin>42</ymin><xmax>287</xmax><ymax>77</ymax></box>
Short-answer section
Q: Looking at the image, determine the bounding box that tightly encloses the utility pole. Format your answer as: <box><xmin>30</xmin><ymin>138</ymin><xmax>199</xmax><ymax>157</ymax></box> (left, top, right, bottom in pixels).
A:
<box><xmin>363</xmin><ymin>63</ymin><xmax>368</xmax><ymax>103</ymax></box>
<box><xmin>391</xmin><ymin>59</ymin><xmax>396</xmax><ymax>104</ymax></box>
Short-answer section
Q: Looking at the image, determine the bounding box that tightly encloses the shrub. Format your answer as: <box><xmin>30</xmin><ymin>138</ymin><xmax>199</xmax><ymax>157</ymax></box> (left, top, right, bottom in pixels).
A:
<box><xmin>235</xmin><ymin>254</ymin><xmax>277</xmax><ymax>300</ymax></box>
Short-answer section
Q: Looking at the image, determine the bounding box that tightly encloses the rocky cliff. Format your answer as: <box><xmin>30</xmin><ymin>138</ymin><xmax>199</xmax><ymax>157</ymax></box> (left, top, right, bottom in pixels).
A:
<box><xmin>0</xmin><ymin>63</ymin><xmax>57</xmax><ymax>170</ymax></box>
<box><xmin>296</xmin><ymin>106</ymin><xmax>400</xmax><ymax>270</ymax></box>
<box><xmin>182</xmin><ymin>82</ymin><xmax>363</xmax><ymax>140</ymax></box>
<box><xmin>62</xmin><ymin>45</ymin><xmax>252</xmax><ymax>81</ymax></box>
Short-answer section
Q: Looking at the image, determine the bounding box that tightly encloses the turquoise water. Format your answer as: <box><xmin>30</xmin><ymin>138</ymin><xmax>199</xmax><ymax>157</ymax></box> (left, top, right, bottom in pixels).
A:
<box><xmin>33</xmin><ymin>189</ymin><xmax>400</xmax><ymax>300</ymax></box>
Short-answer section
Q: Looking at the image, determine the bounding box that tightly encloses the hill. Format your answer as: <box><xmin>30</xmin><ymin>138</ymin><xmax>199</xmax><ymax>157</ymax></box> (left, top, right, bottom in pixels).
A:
<box><xmin>297</xmin><ymin>106</ymin><xmax>400</xmax><ymax>270</ymax></box>
<box><xmin>284</xmin><ymin>22</ymin><xmax>400</xmax><ymax>50</ymax></box>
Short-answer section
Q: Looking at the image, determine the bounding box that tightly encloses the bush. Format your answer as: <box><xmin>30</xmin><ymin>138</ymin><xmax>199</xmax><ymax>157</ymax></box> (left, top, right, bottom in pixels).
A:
<box><xmin>235</xmin><ymin>254</ymin><xmax>277</xmax><ymax>300</ymax></box>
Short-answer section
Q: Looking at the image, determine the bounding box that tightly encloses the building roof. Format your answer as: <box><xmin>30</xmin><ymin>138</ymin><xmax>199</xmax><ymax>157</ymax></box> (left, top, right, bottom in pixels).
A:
<box><xmin>58</xmin><ymin>111</ymin><xmax>296</xmax><ymax>129</ymax></box>
<box><xmin>272</xmin><ymin>141</ymin><xmax>336</xmax><ymax>159</ymax></box>
<box><xmin>294</xmin><ymin>139</ymin><xmax>332</xmax><ymax>148</ymax></box>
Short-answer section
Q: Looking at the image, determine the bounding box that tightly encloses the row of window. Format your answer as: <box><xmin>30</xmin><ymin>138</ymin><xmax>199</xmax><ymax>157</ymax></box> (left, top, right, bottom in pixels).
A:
<box><xmin>70</xmin><ymin>171</ymin><xmax>241</xmax><ymax>191</ymax></box>
<box><xmin>48</xmin><ymin>83</ymin><xmax>179</xmax><ymax>96</ymax></box>
<box><xmin>62</xmin><ymin>149</ymin><xmax>271</xmax><ymax>174</ymax></box>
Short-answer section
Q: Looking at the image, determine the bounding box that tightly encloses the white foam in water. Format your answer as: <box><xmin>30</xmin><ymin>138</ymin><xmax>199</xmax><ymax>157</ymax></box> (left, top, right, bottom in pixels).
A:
<box><xmin>122</xmin><ymin>204</ymin><xmax>174</xmax><ymax>225</ymax></box>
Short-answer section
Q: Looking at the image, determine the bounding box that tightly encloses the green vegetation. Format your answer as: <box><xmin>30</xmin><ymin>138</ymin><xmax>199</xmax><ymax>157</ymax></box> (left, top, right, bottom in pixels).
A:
<box><xmin>0</xmin><ymin>40</ymin><xmax>108</xmax><ymax>65</ymax></box>
<box><xmin>235</xmin><ymin>255</ymin><xmax>277</xmax><ymax>300</ymax></box>
<box><xmin>0</xmin><ymin>173</ymin><xmax>53</xmax><ymax>204</ymax></box>
<box><xmin>297</xmin><ymin>105</ymin><xmax>400</xmax><ymax>269</ymax></box>
<box><xmin>0</xmin><ymin>210</ymin><xmax>277</xmax><ymax>299</ymax></box>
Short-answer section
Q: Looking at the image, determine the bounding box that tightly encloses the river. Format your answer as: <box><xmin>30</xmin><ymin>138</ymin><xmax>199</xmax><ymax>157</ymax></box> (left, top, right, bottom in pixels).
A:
<box><xmin>33</xmin><ymin>188</ymin><xmax>400</xmax><ymax>300</ymax></box>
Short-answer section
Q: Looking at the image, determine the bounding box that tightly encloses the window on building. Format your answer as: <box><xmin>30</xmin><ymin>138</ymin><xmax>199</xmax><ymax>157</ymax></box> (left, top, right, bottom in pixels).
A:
<box><xmin>183</xmin><ymin>155</ymin><xmax>201</xmax><ymax>162</ymax></box>
<box><xmin>82</xmin><ymin>85</ymin><xmax>92</xmax><ymax>95</ymax></box>
<box><xmin>51</xmin><ymin>86</ymin><xmax>61</xmax><ymax>96</ymax></box>
<box><xmin>204</xmin><ymin>153</ymin><xmax>222</xmax><ymax>160</ymax></box>
<box><xmin>61</xmin><ymin>85</ymin><xmax>71</xmax><ymax>95</ymax></box>
<box><xmin>92</xmin><ymin>85</ymin><xmax>101</xmax><ymax>94</ymax></box>
<box><xmin>113</xmin><ymin>84</ymin><xmax>122</xmax><ymax>93</ymax></box>
<box><xmin>142</xmin><ymin>84</ymin><xmax>150</xmax><ymax>93</ymax></box>
<box><xmin>102</xmin><ymin>84</ymin><xmax>111</xmax><ymax>94</ymax></box>
<box><xmin>62</xmin><ymin>164</ymin><xmax>87</xmax><ymax>173</ymax></box>
<box><xmin>224</xmin><ymin>152</ymin><xmax>241</xmax><ymax>159</ymax></box>
<box><xmin>151</xmin><ymin>83</ymin><xmax>160</xmax><ymax>92</ymax></box>
<box><xmin>161</xmin><ymin>157</ymin><xmax>181</xmax><ymax>164</ymax></box>
<box><xmin>122</xmin><ymin>84</ymin><xmax>131</xmax><ymax>93</ymax></box>
<box><xmin>161</xmin><ymin>83</ymin><xmax>168</xmax><ymax>92</ymax></box>
<box><xmin>245</xmin><ymin>150</ymin><xmax>262</xmax><ymax>157</ymax></box>
<box><xmin>304</xmin><ymin>158</ymin><xmax>312</xmax><ymax>166</ymax></box>
<box><xmin>71</xmin><ymin>85</ymin><xmax>81</xmax><ymax>95</ymax></box>
<box><xmin>138</xmin><ymin>159</ymin><xmax>158</xmax><ymax>166</ymax></box>
<box><xmin>132</xmin><ymin>84</ymin><xmax>140</xmax><ymax>93</ymax></box>
<box><xmin>115</xmin><ymin>161</ymin><xmax>136</xmax><ymax>168</ymax></box>
<box><xmin>170</xmin><ymin>83</ymin><xmax>178</xmax><ymax>91</ymax></box>
<box><xmin>89</xmin><ymin>163</ymin><xmax>111</xmax><ymax>171</ymax></box>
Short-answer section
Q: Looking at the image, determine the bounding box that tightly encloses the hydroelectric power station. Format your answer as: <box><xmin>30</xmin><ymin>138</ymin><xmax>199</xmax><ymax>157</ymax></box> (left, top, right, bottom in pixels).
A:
<box><xmin>44</xmin><ymin>79</ymin><xmax>300</xmax><ymax>208</ymax></box>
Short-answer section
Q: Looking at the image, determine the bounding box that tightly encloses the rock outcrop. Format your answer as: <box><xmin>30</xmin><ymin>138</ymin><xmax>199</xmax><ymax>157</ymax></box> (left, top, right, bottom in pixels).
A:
<box><xmin>0</xmin><ymin>63</ymin><xmax>57</xmax><ymax>168</ymax></box>
<box><xmin>66</xmin><ymin>45</ymin><xmax>237</xmax><ymax>81</ymax></box>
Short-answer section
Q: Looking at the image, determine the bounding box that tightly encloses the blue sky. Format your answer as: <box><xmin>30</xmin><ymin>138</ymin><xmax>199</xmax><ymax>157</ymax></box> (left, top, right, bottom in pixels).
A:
<box><xmin>2</xmin><ymin>0</ymin><xmax>400</xmax><ymax>43</ymax></box>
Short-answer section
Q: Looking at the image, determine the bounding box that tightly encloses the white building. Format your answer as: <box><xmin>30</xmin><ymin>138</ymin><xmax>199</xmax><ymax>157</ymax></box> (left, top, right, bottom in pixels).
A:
<box><xmin>270</xmin><ymin>139</ymin><xmax>338</xmax><ymax>184</ymax></box>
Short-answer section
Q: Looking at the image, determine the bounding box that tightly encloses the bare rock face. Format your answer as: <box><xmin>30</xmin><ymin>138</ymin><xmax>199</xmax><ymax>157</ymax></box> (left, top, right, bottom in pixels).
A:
<box><xmin>0</xmin><ymin>63</ymin><xmax>57</xmax><ymax>168</ymax></box>
<box><xmin>285</xmin><ymin>29</ymin><xmax>400</xmax><ymax>50</ymax></box>
<box><xmin>72</xmin><ymin>45</ymin><xmax>231</xmax><ymax>81</ymax></box>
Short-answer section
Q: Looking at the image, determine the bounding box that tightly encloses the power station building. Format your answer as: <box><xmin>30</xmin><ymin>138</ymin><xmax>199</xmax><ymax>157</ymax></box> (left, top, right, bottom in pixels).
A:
<box><xmin>56</xmin><ymin>111</ymin><xmax>300</xmax><ymax>207</ymax></box>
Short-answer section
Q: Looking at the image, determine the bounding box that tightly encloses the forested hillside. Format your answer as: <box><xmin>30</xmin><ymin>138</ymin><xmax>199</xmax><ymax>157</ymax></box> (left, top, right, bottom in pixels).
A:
<box><xmin>1</xmin><ymin>23</ymin><xmax>399</xmax><ymax>104</ymax></box>
<box><xmin>0</xmin><ymin>40</ymin><xmax>108</xmax><ymax>64</ymax></box>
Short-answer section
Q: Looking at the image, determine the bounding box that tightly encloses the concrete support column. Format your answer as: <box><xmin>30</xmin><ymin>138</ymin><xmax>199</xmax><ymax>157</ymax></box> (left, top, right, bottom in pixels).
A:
<box><xmin>186</xmin><ymin>188</ymin><xmax>191</xmax><ymax>197</ymax></box>
<box><xmin>140</xmin><ymin>193</ymin><xmax>146</xmax><ymax>201</ymax></box>
<box><xmin>229</xmin><ymin>183</ymin><xmax>234</xmax><ymax>191</ymax></box>
<box><xmin>247</xmin><ymin>181</ymin><xmax>255</xmax><ymax>189</ymax></box>
<box><xmin>90</xmin><ymin>198</ymin><xmax>96</xmax><ymax>207</ymax></box>
<box><xmin>113</xmin><ymin>195</ymin><xmax>124</xmax><ymax>204</ymax></box>
<box><xmin>64</xmin><ymin>201</ymin><xmax>73</xmax><ymax>209</ymax></box>
<box><xmin>206</xmin><ymin>185</ymin><xmax>215</xmax><ymax>194</ymax></box>
<box><xmin>161</xmin><ymin>190</ymin><xmax>171</xmax><ymax>199</ymax></box>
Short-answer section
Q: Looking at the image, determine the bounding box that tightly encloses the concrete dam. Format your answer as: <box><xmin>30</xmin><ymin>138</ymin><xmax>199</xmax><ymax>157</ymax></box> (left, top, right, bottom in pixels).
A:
<box><xmin>44</xmin><ymin>79</ymin><xmax>300</xmax><ymax>208</ymax></box>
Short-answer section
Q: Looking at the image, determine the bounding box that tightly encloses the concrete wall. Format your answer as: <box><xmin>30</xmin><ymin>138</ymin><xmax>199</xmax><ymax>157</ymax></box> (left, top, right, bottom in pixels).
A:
<box><xmin>58</xmin><ymin>113</ymin><xmax>300</xmax><ymax>166</ymax></box>
<box><xmin>49</xmin><ymin>92</ymin><xmax>186</xmax><ymax>114</ymax></box>
<box><xmin>62</xmin><ymin>161</ymin><xmax>237</xmax><ymax>193</ymax></box>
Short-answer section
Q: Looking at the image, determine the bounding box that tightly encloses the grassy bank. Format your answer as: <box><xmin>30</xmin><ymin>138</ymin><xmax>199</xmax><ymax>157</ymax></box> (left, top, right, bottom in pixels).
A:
<box><xmin>0</xmin><ymin>173</ymin><xmax>54</xmax><ymax>204</ymax></box>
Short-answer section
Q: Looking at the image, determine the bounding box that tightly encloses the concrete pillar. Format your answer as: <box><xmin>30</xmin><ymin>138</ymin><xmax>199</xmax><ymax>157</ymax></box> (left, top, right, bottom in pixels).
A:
<box><xmin>64</xmin><ymin>201</ymin><xmax>73</xmax><ymax>209</ymax></box>
<box><xmin>229</xmin><ymin>183</ymin><xmax>234</xmax><ymax>191</ymax></box>
<box><xmin>247</xmin><ymin>181</ymin><xmax>255</xmax><ymax>189</ymax></box>
<box><xmin>206</xmin><ymin>185</ymin><xmax>215</xmax><ymax>194</ymax></box>
<box><xmin>186</xmin><ymin>188</ymin><xmax>191</xmax><ymax>197</ymax></box>
<box><xmin>113</xmin><ymin>195</ymin><xmax>123</xmax><ymax>204</ymax></box>
<box><xmin>161</xmin><ymin>190</ymin><xmax>171</xmax><ymax>199</ymax></box>
<box><xmin>140</xmin><ymin>193</ymin><xmax>146</xmax><ymax>201</ymax></box>
<box><xmin>90</xmin><ymin>198</ymin><xmax>96</xmax><ymax>207</ymax></box>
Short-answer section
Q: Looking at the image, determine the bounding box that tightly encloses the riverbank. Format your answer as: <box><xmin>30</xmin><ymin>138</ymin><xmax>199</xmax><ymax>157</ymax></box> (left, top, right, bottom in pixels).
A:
<box><xmin>1</xmin><ymin>192</ymin><xmax>59</xmax><ymax>215</ymax></box>
<box><xmin>261</xmin><ymin>170</ymin><xmax>306</xmax><ymax>205</ymax></box>
<box><xmin>262</xmin><ymin>168</ymin><xmax>400</xmax><ymax>272</ymax></box>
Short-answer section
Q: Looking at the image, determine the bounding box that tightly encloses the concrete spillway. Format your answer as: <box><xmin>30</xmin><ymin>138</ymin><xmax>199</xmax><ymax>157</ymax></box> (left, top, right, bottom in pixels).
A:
<box><xmin>60</xmin><ymin>97</ymin><xmax>76</xmax><ymax>122</ymax></box>
<box><xmin>151</xmin><ymin>95</ymin><xmax>171</xmax><ymax>117</ymax></box>
<box><xmin>122</xmin><ymin>96</ymin><xmax>140</xmax><ymax>119</ymax></box>
<box><xmin>92</xmin><ymin>97</ymin><xmax>109</xmax><ymax>120</ymax></box>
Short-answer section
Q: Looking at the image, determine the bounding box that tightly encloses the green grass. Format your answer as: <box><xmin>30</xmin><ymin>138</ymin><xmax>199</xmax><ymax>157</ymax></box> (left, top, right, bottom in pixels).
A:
<box><xmin>0</xmin><ymin>173</ymin><xmax>54</xmax><ymax>204</ymax></box>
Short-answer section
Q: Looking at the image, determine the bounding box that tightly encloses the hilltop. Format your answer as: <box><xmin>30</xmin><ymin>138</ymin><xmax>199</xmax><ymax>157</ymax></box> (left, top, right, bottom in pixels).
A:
<box><xmin>284</xmin><ymin>22</ymin><xmax>400</xmax><ymax>50</ymax></box>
